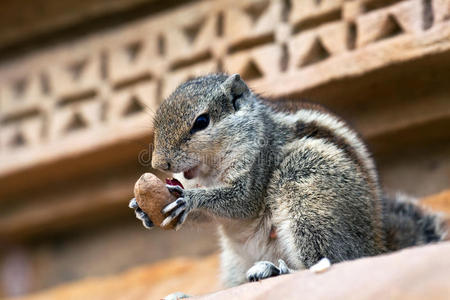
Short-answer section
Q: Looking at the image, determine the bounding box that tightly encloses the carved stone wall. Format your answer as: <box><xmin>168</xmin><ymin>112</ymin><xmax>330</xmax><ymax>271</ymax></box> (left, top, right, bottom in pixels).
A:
<box><xmin>1</xmin><ymin>0</ymin><xmax>449</xmax><ymax>173</ymax></box>
<box><xmin>0</xmin><ymin>0</ymin><xmax>449</xmax><ymax>296</ymax></box>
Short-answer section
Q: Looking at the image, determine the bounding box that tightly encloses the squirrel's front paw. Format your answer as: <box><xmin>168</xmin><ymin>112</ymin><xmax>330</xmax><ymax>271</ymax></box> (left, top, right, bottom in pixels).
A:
<box><xmin>246</xmin><ymin>259</ymin><xmax>291</xmax><ymax>282</ymax></box>
<box><xmin>161</xmin><ymin>186</ymin><xmax>192</xmax><ymax>230</ymax></box>
<box><xmin>129</xmin><ymin>198</ymin><xmax>154</xmax><ymax>229</ymax></box>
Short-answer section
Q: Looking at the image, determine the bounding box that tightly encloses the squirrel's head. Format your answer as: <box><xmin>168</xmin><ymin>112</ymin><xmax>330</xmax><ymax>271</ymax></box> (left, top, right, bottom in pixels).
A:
<box><xmin>151</xmin><ymin>73</ymin><xmax>252</xmax><ymax>178</ymax></box>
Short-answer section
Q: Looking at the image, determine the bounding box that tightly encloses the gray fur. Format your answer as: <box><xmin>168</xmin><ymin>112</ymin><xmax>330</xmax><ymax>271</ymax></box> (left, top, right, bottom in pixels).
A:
<box><xmin>382</xmin><ymin>194</ymin><xmax>446</xmax><ymax>250</ymax></box>
<box><xmin>131</xmin><ymin>74</ymin><xmax>447</xmax><ymax>287</ymax></box>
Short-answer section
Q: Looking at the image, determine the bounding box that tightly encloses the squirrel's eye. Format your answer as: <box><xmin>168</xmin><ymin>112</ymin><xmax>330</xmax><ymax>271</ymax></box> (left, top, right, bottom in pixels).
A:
<box><xmin>190</xmin><ymin>114</ymin><xmax>210</xmax><ymax>134</ymax></box>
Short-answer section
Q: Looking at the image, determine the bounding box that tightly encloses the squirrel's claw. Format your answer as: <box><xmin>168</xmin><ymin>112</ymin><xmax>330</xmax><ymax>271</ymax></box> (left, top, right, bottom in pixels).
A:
<box><xmin>161</xmin><ymin>198</ymin><xmax>185</xmax><ymax>214</ymax></box>
<box><xmin>161</xmin><ymin>198</ymin><xmax>186</xmax><ymax>227</ymax></box>
<box><xmin>129</xmin><ymin>198</ymin><xmax>138</xmax><ymax>209</ymax></box>
<box><xmin>161</xmin><ymin>196</ymin><xmax>191</xmax><ymax>230</ymax></box>
<box><xmin>142</xmin><ymin>216</ymin><xmax>154</xmax><ymax>229</ymax></box>
<box><xmin>129</xmin><ymin>198</ymin><xmax>154</xmax><ymax>229</ymax></box>
<box><xmin>177</xmin><ymin>211</ymin><xmax>188</xmax><ymax>228</ymax></box>
<box><xmin>166</xmin><ymin>184</ymin><xmax>184</xmax><ymax>198</ymax></box>
<box><xmin>135</xmin><ymin>207</ymin><xmax>154</xmax><ymax>229</ymax></box>
<box><xmin>278</xmin><ymin>259</ymin><xmax>291</xmax><ymax>274</ymax></box>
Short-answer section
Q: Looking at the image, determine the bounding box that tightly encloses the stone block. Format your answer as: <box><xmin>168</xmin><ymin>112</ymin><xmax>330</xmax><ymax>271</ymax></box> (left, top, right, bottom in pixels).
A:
<box><xmin>224</xmin><ymin>0</ymin><xmax>281</xmax><ymax>45</ymax></box>
<box><xmin>356</xmin><ymin>0</ymin><xmax>421</xmax><ymax>47</ymax></box>
<box><xmin>0</xmin><ymin>70</ymin><xmax>51</xmax><ymax>114</ymax></box>
<box><xmin>108</xmin><ymin>34</ymin><xmax>157</xmax><ymax>86</ymax></box>
<box><xmin>343</xmin><ymin>1</ymin><xmax>364</xmax><ymax>22</ymax></box>
<box><xmin>223</xmin><ymin>44</ymin><xmax>282</xmax><ymax>81</ymax></box>
<box><xmin>0</xmin><ymin>116</ymin><xmax>43</xmax><ymax>153</ymax></box>
<box><xmin>164</xmin><ymin>13</ymin><xmax>217</xmax><ymax>63</ymax></box>
<box><xmin>290</xmin><ymin>0</ymin><xmax>344</xmax><ymax>25</ymax></box>
<box><xmin>287</xmin><ymin>21</ymin><xmax>347</xmax><ymax>71</ymax></box>
<box><xmin>433</xmin><ymin>0</ymin><xmax>450</xmax><ymax>24</ymax></box>
<box><xmin>49</xmin><ymin>97</ymin><xmax>102</xmax><ymax>140</ymax></box>
<box><xmin>49</xmin><ymin>53</ymin><xmax>101</xmax><ymax>99</ymax></box>
<box><xmin>109</xmin><ymin>81</ymin><xmax>158</xmax><ymax>125</ymax></box>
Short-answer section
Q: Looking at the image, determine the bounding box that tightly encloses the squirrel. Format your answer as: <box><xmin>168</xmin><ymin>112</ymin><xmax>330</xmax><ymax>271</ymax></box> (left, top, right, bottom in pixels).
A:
<box><xmin>129</xmin><ymin>73</ymin><xmax>447</xmax><ymax>287</ymax></box>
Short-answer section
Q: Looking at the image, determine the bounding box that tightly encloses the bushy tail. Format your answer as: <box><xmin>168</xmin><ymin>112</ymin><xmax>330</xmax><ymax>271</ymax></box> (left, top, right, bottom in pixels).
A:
<box><xmin>382</xmin><ymin>194</ymin><xmax>447</xmax><ymax>251</ymax></box>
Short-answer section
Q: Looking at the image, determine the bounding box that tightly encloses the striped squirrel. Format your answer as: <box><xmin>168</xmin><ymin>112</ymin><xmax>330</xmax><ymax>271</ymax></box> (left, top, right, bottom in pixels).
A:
<box><xmin>129</xmin><ymin>73</ymin><xmax>446</xmax><ymax>287</ymax></box>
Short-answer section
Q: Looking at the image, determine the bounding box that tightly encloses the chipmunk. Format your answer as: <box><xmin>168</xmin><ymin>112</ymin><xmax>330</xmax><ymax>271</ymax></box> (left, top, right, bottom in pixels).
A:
<box><xmin>129</xmin><ymin>73</ymin><xmax>446</xmax><ymax>287</ymax></box>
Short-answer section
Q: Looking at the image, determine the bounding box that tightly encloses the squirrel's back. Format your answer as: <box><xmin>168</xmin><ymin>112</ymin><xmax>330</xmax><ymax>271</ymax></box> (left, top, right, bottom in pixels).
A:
<box><xmin>265</xmin><ymin>98</ymin><xmax>447</xmax><ymax>252</ymax></box>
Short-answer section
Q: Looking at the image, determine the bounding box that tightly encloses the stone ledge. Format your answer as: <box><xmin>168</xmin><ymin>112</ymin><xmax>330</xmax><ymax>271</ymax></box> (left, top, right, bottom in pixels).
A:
<box><xmin>198</xmin><ymin>242</ymin><xmax>450</xmax><ymax>300</ymax></box>
<box><xmin>9</xmin><ymin>190</ymin><xmax>450</xmax><ymax>299</ymax></box>
<box><xmin>13</xmin><ymin>242</ymin><xmax>450</xmax><ymax>300</ymax></box>
<box><xmin>13</xmin><ymin>255</ymin><xmax>221</xmax><ymax>300</ymax></box>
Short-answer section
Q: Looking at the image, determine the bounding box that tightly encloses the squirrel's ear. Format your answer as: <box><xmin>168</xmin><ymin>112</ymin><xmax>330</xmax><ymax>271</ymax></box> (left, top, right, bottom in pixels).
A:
<box><xmin>220</xmin><ymin>74</ymin><xmax>249</xmax><ymax>111</ymax></box>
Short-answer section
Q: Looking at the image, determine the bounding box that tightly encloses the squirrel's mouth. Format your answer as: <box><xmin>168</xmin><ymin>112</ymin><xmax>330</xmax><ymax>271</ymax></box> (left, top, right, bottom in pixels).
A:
<box><xmin>183</xmin><ymin>166</ymin><xmax>199</xmax><ymax>180</ymax></box>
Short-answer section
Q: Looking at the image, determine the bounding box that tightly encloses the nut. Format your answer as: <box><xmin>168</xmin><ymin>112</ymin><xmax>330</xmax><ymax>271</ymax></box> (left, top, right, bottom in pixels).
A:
<box><xmin>133</xmin><ymin>173</ymin><xmax>178</xmax><ymax>229</ymax></box>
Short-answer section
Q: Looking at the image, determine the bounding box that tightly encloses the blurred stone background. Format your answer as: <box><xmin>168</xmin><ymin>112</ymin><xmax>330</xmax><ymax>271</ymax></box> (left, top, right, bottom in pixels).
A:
<box><xmin>0</xmin><ymin>0</ymin><xmax>449</xmax><ymax>298</ymax></box>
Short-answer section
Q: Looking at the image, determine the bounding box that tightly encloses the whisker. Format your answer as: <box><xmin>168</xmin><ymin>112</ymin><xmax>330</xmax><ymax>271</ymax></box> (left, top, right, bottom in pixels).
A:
<box><xmin>141</xmin><ymin>101</ymin><xmax>158</xmax><ymax>115</ymax></box>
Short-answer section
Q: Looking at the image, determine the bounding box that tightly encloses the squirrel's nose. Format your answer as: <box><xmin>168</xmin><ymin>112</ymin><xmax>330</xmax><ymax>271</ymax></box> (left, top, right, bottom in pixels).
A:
<box><xmin>151</xmin><ymin>156</ymin><xmax>171</xmax><ymax>171</ymax></box>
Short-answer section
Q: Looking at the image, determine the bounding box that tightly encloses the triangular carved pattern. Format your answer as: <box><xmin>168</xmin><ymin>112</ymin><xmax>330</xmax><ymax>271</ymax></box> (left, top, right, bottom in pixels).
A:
<box><xmin>183</xmin><ymin>19</ymin><xmax>206</xmax><ymax>45</ymax></box>
<box><xmin>125</xmin><ymin>41</ymin><xmax>143</xmax><ymax>62</ymax></box>
<box><xmin>299</xmin><ymin>37</ymin><xmax>331</xmax><ymax>67</ymax></box>
<box><xmin>244</xmin><ymin>0</ymin><xmax>270</xmax><ymax>24</ymax></box>
<box><xmin>122</xmin><ymin>95</ymin><xmax>145</xmax><ymax>117</ymax></box>
<box><xmin>68</xmin><ymin>60</ymin><xmax>88</xmax><ymax>81</ymax></box>
<box><xmin>241</xmin><ymin>59</ymin><xmax>264</xmax><ymax>80</ymax></box>
<box><xmin>64</xmin><ymin>112</ymin><xmax>88</xmax><ymax>133</ymax></box>
<box><xmin>13</xmin><ymin>78</ymin><xmax>28</xmax><ymax>99</ymax></box>
<box><xmin>376</xmin><ymin>14</ymin><xmax>404</xmax><ymax>41</ymax></box>
<box><xmin>9</xmin><ymin>131</ymin><xmax>26</xmax><ymax>148</ymax></box>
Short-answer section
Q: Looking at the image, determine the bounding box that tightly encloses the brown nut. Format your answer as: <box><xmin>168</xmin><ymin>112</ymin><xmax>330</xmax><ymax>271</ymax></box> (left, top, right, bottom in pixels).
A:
<box><xmin>133</xmin><ymin>173</ymin><xmax>177</xmax><ymax>230</ymax></box>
